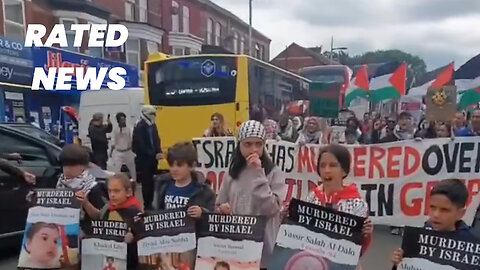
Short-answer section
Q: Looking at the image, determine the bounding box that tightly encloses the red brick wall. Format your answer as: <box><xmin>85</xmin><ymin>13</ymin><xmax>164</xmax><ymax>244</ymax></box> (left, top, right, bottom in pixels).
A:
<box><xmin>271</xmin><ymin>45</ymin><xmax>323</xmax><ymax>73</ymax></box>
<box><xmin>147</xmin><ymin>0</ymin><xmax>162</xmax><ymax>29</ymax></box>
<box><xmin>25</xmin><ymin>0</ymin><xmax>56</xmax><ymax>44</ymax></box>
<box><xmin>95</xmin><ymin>0</ymin><xmax>124</xmax><ymax>20</ymax></box>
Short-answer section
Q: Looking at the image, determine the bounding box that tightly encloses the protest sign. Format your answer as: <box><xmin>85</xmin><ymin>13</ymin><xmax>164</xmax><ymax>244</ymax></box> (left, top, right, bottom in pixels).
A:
<box><xmin>81</xmin><ymin>220</ymin><xmax>128</xmax><ymax>270</ymax></box>
<box><xmin>18</xmin><ymin>189</ymin><xmax>81</xmax><ymax>270</ymax></box>
<box><xmin>268</xmin><ymin>199</ymin><xmax>365</xmax><ymax>269</ymax></box>
<box><xmin>136</xmin><ymin>208</ymin><xmax>196</xmax><ymax>270</ymax></box>
<box><xmin>195</xmin><ymin>213</ymin><xmax>266</xmax><ymax>270</ymax></box>
<box><xmin>425</xmin><ymin>85</ymin><xmax>457</xmax><ymax>122</ymax></box>
<box><xmin>193</xmin><ymin>137</ymin><xmax>480</xmax><ymax>227</ymax></box>
<box><xmin>399</xmin><ymin>226</ymin><xmax>480</xmax><ymax>270</ymax></box>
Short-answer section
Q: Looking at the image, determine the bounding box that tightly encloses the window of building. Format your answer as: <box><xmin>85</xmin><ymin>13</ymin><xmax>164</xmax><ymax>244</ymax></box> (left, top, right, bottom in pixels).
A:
<box><xmin>255</xmin><ymin>43</ymin><xmax>260</xmax><ymax>59</ymax></box>
<box><xmin>3</xmin><ymin>0</ymin><xmax>25</xmax><ymax>39</ymax></box>
<box><xmin>147</xmin><ymin>41</ymin><xmax>159</xmax><ymax>54</ymax></box>
<box><xmin>214</xmin><ymin>22</ymin><xmax>221</xmax><ymax>46</ymax></box>
<box><xmin>139</xmin><ymin>0</ymin><xmax>148</xmax><ymax>23</ymax></box>
<box><xmin>206</xmin><ymin>18</ymin><xmax>214</xmax><ymax>45</ymax></box>
<box><xmin>60</xmin><ymin>18</ymin><xmax>78</xmax><ymax>52</ymax></box>
<box><xmin>182</xmin><ymin>6</ymin><xmax>189</xmax><ymax>34</ymax></box>
<box><xmin>126</xmin><ymin>39</ymin><xmax>141</xmax><ymax>69</ymax></box>
<box><xmin>240</xmin><ymin>36</ymin><xmax>245</xmax><ymax>54</ymax></box>
<box><xmin>172</xmin><ymin>1</ymin><xmax>180</xmax><ymax>32</ymax></box>
<box><xmin>173</xmin><ymin>47</ymin><xmax>184</xmax><ymax>56</ymax></box>
<box><xmin>233</xmin><ymin>32</ymin><xmax>239</xmax><ymax>54</ymax></box>
<box><xmin>125</xmin><ymin>0</ymin><xmax>135</xmax><ymax>21</ymax></box>
<box><xmin>259</xmin><ymin>45</ymin><xmax>264</xmax><ymax>60</ymax></box>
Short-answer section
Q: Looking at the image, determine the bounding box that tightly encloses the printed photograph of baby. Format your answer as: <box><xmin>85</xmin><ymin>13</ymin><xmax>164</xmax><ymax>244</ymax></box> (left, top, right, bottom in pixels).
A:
<box><xmin>268</xmin><ymin>248</ymin><xmax>356</xmax><ymax>270</ymax></box>
<box><xmin>195</xmin><ymin>257</ymin><xmax>260</xmax><ymax>270</ymax></box>
<box><xmin>18</xmin><ymin>222</ymin><xmax>80</xmax><ymax>269</ymax></box>
<box><xmin>138</xmin><ymin>251</ymin><xmax>195</xmax><ymax>270</ymax></box>
<box><xmin>81</xmin><ymin>255</ymin><xmax>127</xmax><ymax>270</ymax></box>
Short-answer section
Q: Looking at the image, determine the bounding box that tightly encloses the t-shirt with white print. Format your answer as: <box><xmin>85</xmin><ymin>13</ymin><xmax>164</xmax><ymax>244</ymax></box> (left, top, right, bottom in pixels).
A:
<box><xmin>164</xmin><ymin>181</ymin><xmax>196</xmax><ymax>209</ymax></box>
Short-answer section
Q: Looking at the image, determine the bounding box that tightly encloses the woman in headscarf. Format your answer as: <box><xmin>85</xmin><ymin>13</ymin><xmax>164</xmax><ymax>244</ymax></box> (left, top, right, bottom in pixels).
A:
<box><xmin>292</xmin><ymin>116</ymin><xmax>303</xmax><ymax>132</ymax></box>
<box><xmin>278</xmin><ymin>115</ymin><xmax>299</xmax><ymax>143</ymax></box>
<box><xmin>296</xmin><ymin>117</ymin><xmax>325</xmax><ymax>144</ymax></box>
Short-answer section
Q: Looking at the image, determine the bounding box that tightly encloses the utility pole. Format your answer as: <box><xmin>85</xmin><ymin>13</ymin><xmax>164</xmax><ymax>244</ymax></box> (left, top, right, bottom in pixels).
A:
<box><xmin>248</xmin><ymin>0</ymin><xmax>253</xmax><ymax>56</ymax></box>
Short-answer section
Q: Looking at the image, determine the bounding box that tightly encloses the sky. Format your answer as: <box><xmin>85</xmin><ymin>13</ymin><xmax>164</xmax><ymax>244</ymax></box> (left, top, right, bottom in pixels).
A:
<box><xmin>211</xmin><ymin>0</ymin><xmax>480</xmax><ymax>70</ymax></box>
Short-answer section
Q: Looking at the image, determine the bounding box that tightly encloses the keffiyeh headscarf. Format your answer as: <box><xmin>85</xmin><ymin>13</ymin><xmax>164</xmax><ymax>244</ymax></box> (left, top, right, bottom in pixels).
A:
<box><xmin>238</xmin><ymin>120</ymin><xmax>266</xmax><ymax>141</ymax></box>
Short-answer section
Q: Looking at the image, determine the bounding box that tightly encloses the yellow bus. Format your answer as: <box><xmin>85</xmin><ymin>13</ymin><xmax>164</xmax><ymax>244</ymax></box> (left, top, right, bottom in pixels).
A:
<box><xmin>144</xmin><ymin>53</ymin><xmax>310</xmax><ymax>170</ymax></box>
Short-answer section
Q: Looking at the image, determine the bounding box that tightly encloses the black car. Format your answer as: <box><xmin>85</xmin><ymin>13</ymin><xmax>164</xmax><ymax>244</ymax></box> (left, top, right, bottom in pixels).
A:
<box><xmin>0</xmin><ymin>124</ymin><xmax>62</xmax><ymax>248</ymax></box>
<box><xmin>1</xmin><ymin>123</ymin><xmax>64</xmax><ymax>147</ymax></box>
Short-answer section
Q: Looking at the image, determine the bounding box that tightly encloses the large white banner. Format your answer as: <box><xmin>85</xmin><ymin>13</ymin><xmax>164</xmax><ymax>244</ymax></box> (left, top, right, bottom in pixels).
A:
<box><xmin>193</xmin><ymin>137</ymin><xmax>480</xmax><ymax>227</ymax></box>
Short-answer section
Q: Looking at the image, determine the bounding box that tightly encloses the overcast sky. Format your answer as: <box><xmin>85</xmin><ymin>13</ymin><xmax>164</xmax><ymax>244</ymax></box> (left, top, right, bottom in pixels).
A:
<box><xmin>211</xmin><ymin>0</ymin><xmax>480</xmax><ymax>70</ymax></box>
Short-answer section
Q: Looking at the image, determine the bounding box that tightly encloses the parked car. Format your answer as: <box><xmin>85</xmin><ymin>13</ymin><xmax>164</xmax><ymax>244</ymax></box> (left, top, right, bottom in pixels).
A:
<box><xmin>0</xmin><ymin>124</ymin><xmax>62</xmax><ymax>248</ymax></box>
<box><xmin>1</xmin><ymin>123</ymin><xmax>64</xmax><ymax>147</ymax></box>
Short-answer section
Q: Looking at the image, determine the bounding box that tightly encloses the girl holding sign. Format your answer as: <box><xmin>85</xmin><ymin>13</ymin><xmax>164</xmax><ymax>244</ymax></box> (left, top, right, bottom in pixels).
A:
<box><xmin>306</xmin><ymin>144</ymin><xmax>374</xmax><ymax>259</ymax></box>
<box><xmin>216</xmin><ymin>120</ymin><xmax>287</xmax><ymax>270</ymax></box>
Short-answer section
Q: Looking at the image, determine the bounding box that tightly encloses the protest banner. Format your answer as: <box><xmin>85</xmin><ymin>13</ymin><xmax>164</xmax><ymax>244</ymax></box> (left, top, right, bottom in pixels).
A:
<box><xmin>195</xmin><ymin>213</ymin><xmax>266</xmax><ymax>270</ymax></box>
<box><xmin>136</xmin><ymin>208</ymin><xmax>196</xmax><ymax>270</ymax></box>
<box><xmin>268</xmin><ymin>199</ymin><xmax>365</xmax><ymax>269</ymax></box>
<box><xmin>193</xmin><ymin>137</ymin><xmax>480</xmax><ymax>227</ymax></box>
<box><xmin>81</xmin><ymin>220</ymin><xmax>128</xmax><ymax>270</ymax></box>
<box><xmin>399</xmin><ymin>226</ymin><xmax>480</xmax><ymax>270</ymax></box>
<box><xmin>18</xmin><ymin>189</ymin><xmax>81</xmax><ymax>270</ymax></box>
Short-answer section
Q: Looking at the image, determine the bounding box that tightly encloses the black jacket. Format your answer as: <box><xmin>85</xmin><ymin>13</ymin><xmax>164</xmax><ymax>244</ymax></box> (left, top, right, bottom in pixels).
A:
<box><xmin>154</xmin><ymin>172</ymin><xmax>215</xmax><ymax>212</ymax></box>
<box><xmin>88</xmin><ymin>123</ymin><xmax>112</xmax><ymax>152</ymax></box>
<box><xmin>132</xmin><ymin>119</ymin><xmax>162</xmax><ymax>161</ymax></box>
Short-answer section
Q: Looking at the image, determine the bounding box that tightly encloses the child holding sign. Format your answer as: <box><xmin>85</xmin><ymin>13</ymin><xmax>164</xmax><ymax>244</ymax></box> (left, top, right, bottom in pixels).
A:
<box><xmin>306</xmin><ymin>144</ymin><xmax>373</xmax><ymax>256</ymax></box>
<box><xmin>216</xmin><ymin>120</ymin><xmax>287</xmax><ymax>270</ymax></box>
<box><xmin>78</xmin><ymin>174</ymin><xmax>143</xmax><ymax>269</ymax></box>
<box><xmin>391</xmin><ymin>179</ymin><xmax>476</xmax><ymax>270</ymax></box>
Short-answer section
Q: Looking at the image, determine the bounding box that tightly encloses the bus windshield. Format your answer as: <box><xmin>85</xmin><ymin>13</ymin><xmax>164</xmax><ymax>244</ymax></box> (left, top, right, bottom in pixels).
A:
<box><xmin>300</xmin><ymin>68</ymin><xmax>346</xmax><ymax>83</ymax></box>
<box><xmin>147</xmin><ymin>56</ymin><xmax>237</xmax><ymax>106</ymax></box>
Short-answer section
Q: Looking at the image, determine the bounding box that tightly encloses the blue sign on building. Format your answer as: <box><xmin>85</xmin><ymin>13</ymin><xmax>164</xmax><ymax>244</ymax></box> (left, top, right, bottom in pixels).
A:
<box><xmin>0</xmin><ymin>36</ymin><xmax>33</xmax><ymax>85</ymax></box>
<box><xmin>32</xmin><ymin>47</ymin><xmax>139</xmax><ymax>90</ymax></box>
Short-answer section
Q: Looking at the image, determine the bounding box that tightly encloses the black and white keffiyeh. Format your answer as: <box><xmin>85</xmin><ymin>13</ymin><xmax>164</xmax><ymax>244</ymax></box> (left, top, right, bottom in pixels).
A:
<box><xmin>56</xmin><ymin>170</ymin><xmax>97</xmax><ymax>195</ymax></box>
<box><xmin>238</xmin><ymin>120</ymin><xmax>266</xmax><ymax>141</ymax></box>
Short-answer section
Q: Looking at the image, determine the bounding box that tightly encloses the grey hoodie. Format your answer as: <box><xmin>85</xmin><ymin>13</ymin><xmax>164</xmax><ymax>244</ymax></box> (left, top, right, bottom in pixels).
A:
<box><xmin>216</xmin><ymin>166</ymin><xmax>286</xmax><ymax>268</ymax></box>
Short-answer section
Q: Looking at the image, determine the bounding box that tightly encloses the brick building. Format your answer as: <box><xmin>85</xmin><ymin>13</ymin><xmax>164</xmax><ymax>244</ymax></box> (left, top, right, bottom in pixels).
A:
<box><xmin>270</xmin><ymin>42</ymin><xmax>337</xmax><ymax>73</ymax></box>
<box><xmin>0</xmin><ymin>0</ymin><xmax>270</xmax><ymax>65</ymax></box>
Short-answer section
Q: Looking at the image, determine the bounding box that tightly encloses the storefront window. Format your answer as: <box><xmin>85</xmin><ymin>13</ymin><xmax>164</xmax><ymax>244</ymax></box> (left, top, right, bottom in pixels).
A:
<box><xmin>3</xmin><ymin>0</ymin><xmax>25</xmax><ymax>39</ymax></box>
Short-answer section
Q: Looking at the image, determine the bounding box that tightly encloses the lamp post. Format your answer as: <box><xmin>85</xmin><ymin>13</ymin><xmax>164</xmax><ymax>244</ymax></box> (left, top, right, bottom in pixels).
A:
<box><xmin>330</xmin><ymin>36</ymin><xmax>347</xmax><ymax>62</ymax></box>
<box><xmin>248</xmin><ymin>0</ymin><xmax>253</xmax><ymax>56</ymax></box>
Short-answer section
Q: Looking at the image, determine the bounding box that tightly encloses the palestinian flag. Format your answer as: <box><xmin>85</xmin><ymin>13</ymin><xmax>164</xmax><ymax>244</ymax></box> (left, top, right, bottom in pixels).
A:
<box><xmin>455</xmin><ymin>53</ymin><xmax>480</xmax><ymax>110</ymax></box>
<box><xmin>369</xmin><ymin>62</ymin><xmax>407</xmax><ymax>102</ymax></box>
<box><xmin>408</xmin><ymin>62</ymin><xmax>454</xmax><ymax>97</ymax></box>
<box><xmin>345</xmin><ymin>65</ymin><xmax>369</xmax><ymax>106</ymax></box>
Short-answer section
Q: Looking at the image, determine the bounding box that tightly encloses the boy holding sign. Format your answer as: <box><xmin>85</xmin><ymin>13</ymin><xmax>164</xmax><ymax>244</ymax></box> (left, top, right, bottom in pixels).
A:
<box><xmin>391</xmin><ymin>179</ymin><xmax>476</xmax><ymax>269</ymax></box>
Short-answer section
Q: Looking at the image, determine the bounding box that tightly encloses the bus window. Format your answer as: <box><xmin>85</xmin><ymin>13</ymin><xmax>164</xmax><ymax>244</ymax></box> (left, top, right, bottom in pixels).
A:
<box><xmin>147</xmin><ymin>57</ymin><xmax>237</xmax><ymax>106</ymax></box>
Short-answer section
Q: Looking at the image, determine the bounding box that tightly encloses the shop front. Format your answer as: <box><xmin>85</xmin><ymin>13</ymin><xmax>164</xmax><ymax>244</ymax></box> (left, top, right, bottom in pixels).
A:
<box><xmin>29</xmin><ymin>47</ymin><xmax>140</xmax><ymax>142</ymax></box>
<box><xmin>0</xmin><ymin>36</ymin><xmax>34</xmax><ymax>122</ymax></box>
